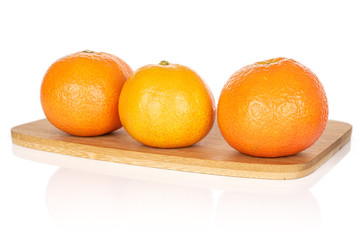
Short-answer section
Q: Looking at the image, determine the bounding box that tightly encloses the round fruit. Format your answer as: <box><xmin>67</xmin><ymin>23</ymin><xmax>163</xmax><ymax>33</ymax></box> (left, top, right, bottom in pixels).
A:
<box><xmin>217</xmin><ymin>57</ymin><xmax>328</xmax><ymax>157</ymax></box>
<box><xmin>41</xmin><ymin>50</ymin><xmax>132</xmax><ymax>136</ymax></box>
<box><xmin>119</xmin><ymin>61</ymin><xmax>215</xmax><ymax>148</ymax></box>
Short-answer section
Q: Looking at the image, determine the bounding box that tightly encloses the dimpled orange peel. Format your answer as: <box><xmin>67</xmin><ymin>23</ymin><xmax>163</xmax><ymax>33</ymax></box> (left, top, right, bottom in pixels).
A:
<box><xmin>118</xmin><ymin>60</ymin><xmax>215</xmax><ymax>148</ymax></box>
<box><xmin>217</xmin><ymin>57</ymin><xmax>329</xmax><ymax>157</ymax></box>
<box><xmin>41</xmin><ymin>50</ymin><xmax>132</xmax><ymax>136</ymax></box>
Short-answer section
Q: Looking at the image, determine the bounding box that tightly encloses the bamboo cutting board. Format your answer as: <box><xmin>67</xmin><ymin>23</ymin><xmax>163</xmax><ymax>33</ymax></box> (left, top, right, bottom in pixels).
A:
<box><xmin>11</xmin><ymin>119</ymin><xmax>352</xmax><ymax>180</ymax></box>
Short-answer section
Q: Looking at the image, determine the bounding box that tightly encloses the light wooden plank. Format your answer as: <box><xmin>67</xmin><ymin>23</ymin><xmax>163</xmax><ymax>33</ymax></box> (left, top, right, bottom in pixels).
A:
<box><xmin>11</xmin><ymin>119</ymin><xmax>352</xmax><ymax>180</ymax></box>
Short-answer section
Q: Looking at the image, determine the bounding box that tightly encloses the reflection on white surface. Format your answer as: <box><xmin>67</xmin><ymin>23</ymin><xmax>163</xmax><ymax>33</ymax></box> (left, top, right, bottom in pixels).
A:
<box><xmin>46</xmin><ymin>169</ymin><xmax>213</xmax><ymax>231</ymax></box>
<box><xmin>216</xmin><ymin>190</ymin><xmax>320</xmax><ymax>233</ymax></box>
<box><xmin>12</xmin><ymin>142</ymin><xmax>351</xmax><ymax>233</ymax></box>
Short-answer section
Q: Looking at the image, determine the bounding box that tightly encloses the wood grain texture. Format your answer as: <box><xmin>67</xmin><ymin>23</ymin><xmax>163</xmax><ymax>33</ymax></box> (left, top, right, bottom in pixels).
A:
<box><xmin>11</xmin><ymin>119</ymin><xmax>352</xmax><ymax>180</ymax></box>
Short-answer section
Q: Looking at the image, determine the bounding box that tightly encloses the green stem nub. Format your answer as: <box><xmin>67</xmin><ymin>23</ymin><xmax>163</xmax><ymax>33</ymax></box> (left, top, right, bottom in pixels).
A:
<box><xmin>83</xmin><ymin>50</ymin><xmax>95</xmax><ymax>53</ymax></box>
<box><xmin>159</xmin><ymin>60</ymin><xmax>170</xmax><ymax>66</ymax></box>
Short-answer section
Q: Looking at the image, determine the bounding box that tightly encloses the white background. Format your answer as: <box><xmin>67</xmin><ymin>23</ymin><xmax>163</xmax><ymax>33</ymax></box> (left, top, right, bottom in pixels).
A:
<box><xmin>1</xmin><ymin>0</ymin><xmax>359</xmax><ymax>239</ymax></box>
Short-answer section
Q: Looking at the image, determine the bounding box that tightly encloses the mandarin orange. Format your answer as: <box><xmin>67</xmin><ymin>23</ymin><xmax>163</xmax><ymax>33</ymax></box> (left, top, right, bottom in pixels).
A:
<box><xmin>118</xmin><ymin>61</ymin><xmax>215</xmax><ymax>148</ymax></box>
<box><xmin>41</xmin><ymin>50</ymin><xmax>132</xmax><ymax>136</ymax></box>
<box><xmin>217</xmin><ymin>57</ymin><xmax>328</xmax><ymax>157</ymax></box>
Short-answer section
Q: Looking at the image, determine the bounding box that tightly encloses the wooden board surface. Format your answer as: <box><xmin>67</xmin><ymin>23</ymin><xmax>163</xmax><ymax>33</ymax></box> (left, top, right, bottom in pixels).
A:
<box><xmin>11</xmin><ymin>119</ymin><xmax>352</xmax><ymax>180</ymax></box>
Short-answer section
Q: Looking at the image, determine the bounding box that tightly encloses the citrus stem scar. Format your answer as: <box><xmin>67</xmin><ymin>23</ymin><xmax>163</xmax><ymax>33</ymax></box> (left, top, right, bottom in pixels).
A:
<box><xmin>83</xmin><ymin>50</ymin><xmax>95</xmax><ymax>53</ymax></box>
<box><xmin>159</xmin><ymin>60</ymin><xmax>170</xmax><ymax>66</ymax></box>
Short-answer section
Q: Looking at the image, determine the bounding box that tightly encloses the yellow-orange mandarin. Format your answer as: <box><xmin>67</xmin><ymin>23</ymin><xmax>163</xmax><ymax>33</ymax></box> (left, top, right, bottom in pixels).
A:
<box><xmin>119</xmin><ymin>61</ymin><xmax>215</xmax><ymax>148</ymax></box>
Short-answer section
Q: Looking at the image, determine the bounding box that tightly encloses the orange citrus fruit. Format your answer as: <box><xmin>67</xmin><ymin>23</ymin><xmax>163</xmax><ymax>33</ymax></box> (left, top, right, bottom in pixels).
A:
<box><xmin>118</xmin><ymin>60</ymin><xmax>215</xmax><ymax>148</ymax></box>
<box><xmin>217</xmin><ymin>57</ymin><xmax>328</xmax><ymax>157</ymax></box>
<box><xmin>41</xmin><ymin>50</ymin><xmax>132</xmax><ymax>136</ymax></box>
